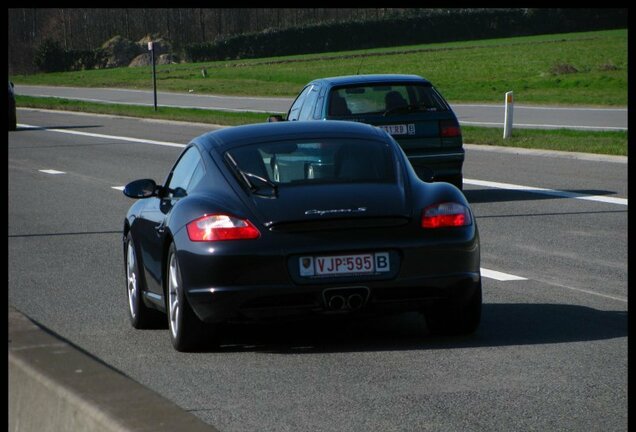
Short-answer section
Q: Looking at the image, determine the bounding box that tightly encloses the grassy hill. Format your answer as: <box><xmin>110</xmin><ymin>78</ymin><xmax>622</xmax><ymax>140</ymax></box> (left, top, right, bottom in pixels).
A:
<box><xmin>12</xmin><ymin>29</ymin><xmax>627</xmax><ymax>106</ymax></box>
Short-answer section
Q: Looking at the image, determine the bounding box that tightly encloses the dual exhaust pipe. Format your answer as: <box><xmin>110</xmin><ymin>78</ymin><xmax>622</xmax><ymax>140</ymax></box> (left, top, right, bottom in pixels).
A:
<box><xmin>324</xmin><ymin>288</ymin><xmax>369</xmax><ymax>311</ymax></box>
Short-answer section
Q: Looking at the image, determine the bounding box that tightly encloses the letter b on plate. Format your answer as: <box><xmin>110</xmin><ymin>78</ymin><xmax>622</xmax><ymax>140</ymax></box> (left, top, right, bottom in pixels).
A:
<box><xmin>375</xmin><ymin>252</ymin><xmax>390</xmax><ymax>272</ymax></box>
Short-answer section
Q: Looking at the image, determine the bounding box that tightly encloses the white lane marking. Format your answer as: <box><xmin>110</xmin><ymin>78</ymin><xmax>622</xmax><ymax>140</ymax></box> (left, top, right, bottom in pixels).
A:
<box><xmin>464</xmin><ymin>178</ymin><xmax>627</xmax><ymax>206</ymax></box>
<box><xmin>481</xmin><ymin>268</ymin><xmax>626</xmax><ymax>302</ymax></box>
<box><xmin>18</xmin><ymin>124</ymin><xmax>186</xmax><ymax>149</ymax></box>
<box><xmin>481</xmin><ymin>267</ymin><xmax>627</xmax><ymax>302</ymax></box>
<box><xmin>537</xmin><ymin>279</ymin><xmax>628</xmax><ymax>303</ymax></box>
<box><xmin>481</xmin><ymin>268</ymin><xmax>527</xmax><ymax>281</ymax></box>
<box><xmin>112</xmin><ymin>186</ymin><xmax>125</xmax><ymax>191</ymax></box>
<box><xmin>39</xmin><ymin>169</ymin><xmax>66</xmax><ymax>175</ymax></box>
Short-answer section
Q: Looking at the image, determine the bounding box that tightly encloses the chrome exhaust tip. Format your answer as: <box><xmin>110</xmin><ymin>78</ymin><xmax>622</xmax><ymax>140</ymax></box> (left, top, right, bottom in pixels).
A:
<box><xmin>347</xmin><ymin>294</ymin><xmax>364</xmax><ymax>310</ymax></box>
<box><xmin>328</xmin><ymin>295</ymin><xmax>346</xmax><ymax>311</ymax></box>
<box><xmin>323</xmin><ymin>287</ymin><xmax>369</xmax><ymax>312</ymax></box>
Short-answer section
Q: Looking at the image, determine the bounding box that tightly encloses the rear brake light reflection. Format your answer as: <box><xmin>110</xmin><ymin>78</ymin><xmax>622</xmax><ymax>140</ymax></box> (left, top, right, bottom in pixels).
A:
<box><xmin>421</xmin><ymin>202</ymin><xmax>472</xmax><ymax>228</ymax></box>
<box><xmin>187</xmin><ymin>214</ymin><xmax>260</xmax><ymax>241</ymax></box>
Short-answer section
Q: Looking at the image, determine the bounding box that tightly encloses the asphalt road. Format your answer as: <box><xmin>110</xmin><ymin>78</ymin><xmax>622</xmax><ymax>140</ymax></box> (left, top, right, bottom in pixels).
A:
<box><xmin>9</xmin><ymin>108</ymin><xmax>628</xmax><ymax>432</ymax></box>
<box><xmin>15</xmin><ymin>84</ymin><xmax>628</xmax><ymax>131</ymax></box>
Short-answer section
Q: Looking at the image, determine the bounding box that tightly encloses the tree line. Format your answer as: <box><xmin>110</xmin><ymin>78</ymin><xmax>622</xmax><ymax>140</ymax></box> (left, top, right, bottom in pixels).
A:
<box><xmin>8</xmin><ymin>8</ymin><xmax>429</xmax><ymax>74</ymax></box>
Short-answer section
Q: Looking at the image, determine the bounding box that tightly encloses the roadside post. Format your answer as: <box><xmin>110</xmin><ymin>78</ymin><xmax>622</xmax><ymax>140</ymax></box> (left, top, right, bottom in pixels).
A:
<box><xmin>148</xmin><ymin>41</ymin><xmax>157</xmax><ymax>111</ymax></box>
<box><xmin>503</xmin><ymin>91</ymin><xmax>513</xmax><ymax>138</ymax></box>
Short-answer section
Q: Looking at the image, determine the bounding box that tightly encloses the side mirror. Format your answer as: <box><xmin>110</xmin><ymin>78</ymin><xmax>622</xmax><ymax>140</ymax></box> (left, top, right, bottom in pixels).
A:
<box><xmin>267</xmin><ymin>115</ymin><xmax>285</xmax><ymax>123</ymax></box>
<box><xmin>123</xmin><ymin>179</ymin><xmax>159</xmax><ymax>199</ymax></box>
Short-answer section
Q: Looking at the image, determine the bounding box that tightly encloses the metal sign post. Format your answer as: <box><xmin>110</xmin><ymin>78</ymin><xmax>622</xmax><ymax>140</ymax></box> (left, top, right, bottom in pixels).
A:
<box><xmin>148</xmin><ymin>41</ymin><xmax>157</xmax><ymax>111</ymax></box>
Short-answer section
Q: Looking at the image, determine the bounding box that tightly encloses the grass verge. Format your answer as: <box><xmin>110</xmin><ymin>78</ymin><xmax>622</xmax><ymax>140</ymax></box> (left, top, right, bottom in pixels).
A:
<box><xmin>462</xmin><ymin>126</ymin><xmax>626</xmax><ymax>156</ymax></box>
<box><xmin>15</xmin><ymin>95</ymin><xmax>272</xmax><ymax>126</ymax></box>
<box><xmin>17</xmin><ymin>95</ymin><xmax>627</xmax><ymax>156</ymax></box>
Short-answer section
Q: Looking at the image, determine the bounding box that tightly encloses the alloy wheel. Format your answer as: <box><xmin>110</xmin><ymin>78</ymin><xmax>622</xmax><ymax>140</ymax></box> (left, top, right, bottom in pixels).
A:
<box><xmin>168</xmin><ymin>253</ymin><xmax>181</xmax><ymax>339</ymax></box>
<box><xmin>126</xmin><ymin>242</ymin><xmax>138</xmax><ymax>320</ymax></box>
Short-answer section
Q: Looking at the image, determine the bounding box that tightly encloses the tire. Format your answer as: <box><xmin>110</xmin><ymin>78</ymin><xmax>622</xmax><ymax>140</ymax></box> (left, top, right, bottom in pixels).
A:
<box><xmin>424</xmin><ymin>280</ymin><xmax>481</xmax><ymax>336</ymax></box>
<box><xmin>125</xmin><ymin>232</ymin><xmax>162</xmax><ymax>329</ymax></box>
<box><xmin>166</xmin><ymin>242</ymin><xmax>211</xmax><ymax>352</ymax></box>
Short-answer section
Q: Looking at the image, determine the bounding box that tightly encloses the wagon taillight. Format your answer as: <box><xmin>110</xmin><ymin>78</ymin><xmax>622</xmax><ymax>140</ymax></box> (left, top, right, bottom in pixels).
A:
<box><xmin>440</xmin><ymin>120</ymin><xmax>461</xmax><ymax>138</ymax></box>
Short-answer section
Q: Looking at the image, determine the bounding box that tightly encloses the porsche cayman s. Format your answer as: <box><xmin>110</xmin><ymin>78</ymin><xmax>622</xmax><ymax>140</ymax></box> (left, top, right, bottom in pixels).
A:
<box><xmin>123</xmin><ymin>120</ymin><xmax>481</xmax><ymax>351</ymax></box>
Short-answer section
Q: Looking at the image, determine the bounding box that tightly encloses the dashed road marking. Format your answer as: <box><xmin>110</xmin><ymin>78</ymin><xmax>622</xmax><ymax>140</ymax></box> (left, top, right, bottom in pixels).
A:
<box><xmin>480</xmin><ymin>268</ymin><xmax>527</xmax><ymax>281</ymax></box>
<box><xmin>39</xmin><ymin>169</ymin><xmax>66</xmax><ymax>175</ymax></box>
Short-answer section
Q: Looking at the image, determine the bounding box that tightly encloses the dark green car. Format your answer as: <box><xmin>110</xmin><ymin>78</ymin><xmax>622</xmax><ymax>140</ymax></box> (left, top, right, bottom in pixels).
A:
<box><xmin>273</xmin><ymin>74</ymin><xmax>464</xmax><ymax>189</ymax></box>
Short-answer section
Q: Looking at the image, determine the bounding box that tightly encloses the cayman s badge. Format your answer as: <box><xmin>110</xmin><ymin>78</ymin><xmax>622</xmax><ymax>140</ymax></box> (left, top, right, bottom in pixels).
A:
<box><xmin>305</xmin><ymin>207</ymin><xmax>367</xmax><ymax>216</ymax></box>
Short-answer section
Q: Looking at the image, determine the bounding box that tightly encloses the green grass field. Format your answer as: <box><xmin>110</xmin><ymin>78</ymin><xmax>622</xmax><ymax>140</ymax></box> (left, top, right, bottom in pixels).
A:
<box><xmin>13</xmin><ymin>29</ymin><xmax>627</xmax><ymax>106</ymax></box>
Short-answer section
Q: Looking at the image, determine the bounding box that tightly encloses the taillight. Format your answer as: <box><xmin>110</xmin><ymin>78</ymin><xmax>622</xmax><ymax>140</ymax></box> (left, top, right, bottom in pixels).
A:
<box><xmin>186</xmin><ymin>214</ymin><xmax>260</xmax><ymax>241</ymax></box>
<box><xmin>421</xmin><ymin>202</ymin><xmax>472</xmax><ymax>228</ymax></box>
<box><xmin>440</xmin><ymin>120</ymin><xmax>461</xmax><ymax>138</ymax></box>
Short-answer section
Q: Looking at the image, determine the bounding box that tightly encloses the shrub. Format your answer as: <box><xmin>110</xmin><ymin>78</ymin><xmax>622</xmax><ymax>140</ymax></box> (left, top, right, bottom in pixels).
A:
<box><xmin>33</xmin><ymin>39</ymin><xmax>72</xmax><ymax>72</ymax></box>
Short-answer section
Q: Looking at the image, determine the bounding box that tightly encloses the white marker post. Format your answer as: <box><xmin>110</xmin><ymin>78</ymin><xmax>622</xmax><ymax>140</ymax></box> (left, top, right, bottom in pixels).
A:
<box><xmin>503</xmin><ymin>91</ymin><xmax>514</xmax><ymax>138</ymax></box>
<box><xmin>148</xmin><ymin>41</ymin><xmax>157</xmax><ymax>111</ymax></box>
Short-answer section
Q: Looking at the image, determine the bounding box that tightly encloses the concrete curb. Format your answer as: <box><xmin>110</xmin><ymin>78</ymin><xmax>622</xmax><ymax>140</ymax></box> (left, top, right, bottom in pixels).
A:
<box><xmin>8</xmin><ymin>307</ymin><xmax>219</xmax><ymax>432</ymax></box>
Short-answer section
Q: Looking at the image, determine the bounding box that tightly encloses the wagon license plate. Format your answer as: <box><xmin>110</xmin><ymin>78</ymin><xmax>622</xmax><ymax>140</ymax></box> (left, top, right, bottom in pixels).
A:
<box><xmin>299</xmin><ymin>252</ymin><xmax>390</xmax><ymax>277</ymax></box>
<box><xmin>379</xmin><ymin>124</ymin><xmax>412</xmax><ymax>136</ymax></box>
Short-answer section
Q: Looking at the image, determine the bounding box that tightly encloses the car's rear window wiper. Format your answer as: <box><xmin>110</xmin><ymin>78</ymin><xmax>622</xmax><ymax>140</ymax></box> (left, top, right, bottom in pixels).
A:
<box><xmin>225</xmin><ymin>153</ymin><xmax>278</xmax><ymax>198</ymax></box>
<box><xmin>241</xmin><ymin>171</ymin><xmax>278</xmax><ymax>197</ymax></box>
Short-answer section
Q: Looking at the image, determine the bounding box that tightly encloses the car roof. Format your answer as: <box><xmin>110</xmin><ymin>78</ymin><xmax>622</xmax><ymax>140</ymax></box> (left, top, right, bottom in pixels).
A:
<box><xmin>309</xmin><ymin>74</ymin><xmax>431</xmax><ymax>87</ymax></box>
<box><xmin>193</xmin><ymin>120</ymin><xmax>389</xmax><ymax>152</ymax></box>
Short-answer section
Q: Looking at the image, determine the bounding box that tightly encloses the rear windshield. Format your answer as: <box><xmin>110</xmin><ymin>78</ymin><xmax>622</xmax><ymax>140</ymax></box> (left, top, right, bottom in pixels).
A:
<box><xmin>328</xmin><ymin>84</ymin><xmax>449</xmax><ymax>117</ymax></box>
<box><xmin>224</xmin><ymin>138</ymin><xmax>396</xmax><ymax>185</ymax></box>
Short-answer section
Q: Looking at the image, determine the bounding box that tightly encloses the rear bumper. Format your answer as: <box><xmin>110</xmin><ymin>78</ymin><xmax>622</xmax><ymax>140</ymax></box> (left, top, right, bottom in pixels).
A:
<box><xmin>186</xmin><ymin>272</ymin><xmax>481</xmax><ymax>323</ymax></box>
<box><xmin>173</xmin><ymin>211</ymin><xmax>479</xmax><ymax>324</ymax></box>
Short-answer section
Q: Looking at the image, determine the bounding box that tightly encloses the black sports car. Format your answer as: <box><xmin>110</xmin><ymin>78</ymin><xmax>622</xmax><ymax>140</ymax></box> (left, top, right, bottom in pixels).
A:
<box><xmin>123</xmin><ymin>120</ymin><xmax>481</xmax><ymax>351</ymax></box>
